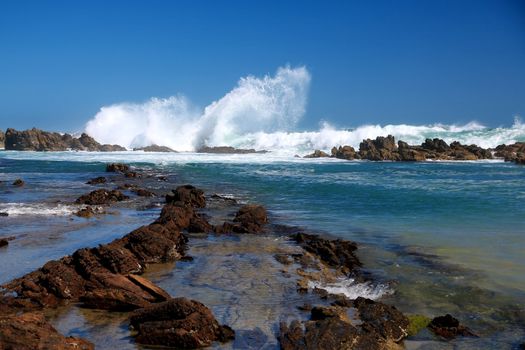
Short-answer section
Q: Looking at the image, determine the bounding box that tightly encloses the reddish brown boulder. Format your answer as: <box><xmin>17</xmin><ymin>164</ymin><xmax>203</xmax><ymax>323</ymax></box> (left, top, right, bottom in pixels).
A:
<box><xmin>353</xmin><ymin>297</ymin><xmax>409</xmax><ymax>342</ymax></box>
<box><xmin>166</xmin><ymin>185</ymin><xmax>206</xmax><ymax>208</ymax></box>
<box><xmin>155</xmin><ymin>203</ymin><xmax>194</xmax><ymax>230</ymax></box>
<box><xmin>0</xmin><ymin>312</ymin><xmax>94</xmax><ymax>350</ymax></box>
<box><xmin>215</xmin><ymin>204</ymin><xmax>268</xmax><ymax>234</ymax></box>
<box><xmin>123</xmin><ymin>224</ymin><xmax>187</xmax><ymax>263</ymax></box>
<box><xmin>75</xmin><ymin>206</ymin><xmax>96</xmax><ymax>218</ymax></box>
<box><xmin>304</xmin><ymin>150</ymin><xmax>330</xmax><ymax>158</ymax></box>
<box><xmin>132</xmin><ymin>188</ymin><xmax>155</xmax><ymax>197</ymax></box>
<box><xmin>75</xmin><ymin>189</ymin><xmax>129</xmax><ymax>205</ymax></box>
<box><xmin>129</xmin><ymin>298</ymin><xmax>235</xmax><ymax>348</ymax></box>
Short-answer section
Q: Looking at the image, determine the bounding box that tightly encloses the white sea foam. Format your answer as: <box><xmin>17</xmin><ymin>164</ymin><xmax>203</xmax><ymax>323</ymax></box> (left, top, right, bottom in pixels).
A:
<box><xmin>65</xmin><ymin>60</ymin><xmax>525</xmax><ymax>157</ymax></box>
<box><xmin>86</xmin><ymin>66</ymin><xmax>311</xmax><ymax>152</ymax></box>
<box><xmin>308</xmin><ymin>278</ymin><xmax>391</xmax><ymax>300</ymax></box>
<box><xmin>0</xmin><ymin>203</ymin><xmax>78</xmax><ymax>216</ymax></box>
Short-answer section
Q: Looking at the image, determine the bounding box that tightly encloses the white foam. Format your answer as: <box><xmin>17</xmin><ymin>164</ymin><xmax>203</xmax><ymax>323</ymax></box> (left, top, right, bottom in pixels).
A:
<box><xmin>0</xmin><ymin>203</ymin><xmax>78</xmax><ymax>217</ymax></box>
<box><xmin>85</xmin><ymin>66</ymin><xmax>311</xmax><ymax>151</ymax></box>
<box><xmin>308</xmin><ymin>278</ymin><xmax>391</xmax><ymax>300</ymax></box>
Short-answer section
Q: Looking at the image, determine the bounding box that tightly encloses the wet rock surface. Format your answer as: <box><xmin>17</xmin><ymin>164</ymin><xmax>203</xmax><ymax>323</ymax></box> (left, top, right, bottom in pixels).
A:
<box><xmin>129</xmin><ymin>297</ymin><xmax>235</xmax><ymax>348</ymax></box>
<box><xmin>304</xmin><ymin>150</ymin><xmax>330</xmax><ymax>158</ymax></box>
<box><xmin>214</xmin><ymin>204</ymin><xmax>268</xmax><ymax>233</ymax></box>
<box><xmin>4</xmin><ymin>128</ymin><xmax>125</xmax><ymax>151</ymax></box>
<box><xmin>106</xmin><ymin>162</ymin><xmax>130</xmax><ymax>173</ymax></box>
<box><xmin>75</xmin><ymin>189</ymin><xmax>129</xmax><ymax>205</ymax></box>
<box><xmin>12</xmin><ymin>178</ymin><xmax>25</xmax><ymax>187</ymax></box>
<box><xmin>0</xmin><ymin>239</ymin><xmax>8</xmax><ymax>248</ymax></box>
<box><xmin>494</xmin><ymin>142</ymin><xmax>525</xmax><ymax>164</ymax></box>
<box><xmin>0</xmin><ymin>312</ymin><xmax>94</xmax><ymax>350</ymax></box>
<box><xmin>86</xmin><ymin>176</ymin><xmax>107</xmax><ymax>185</ymax></box>
<box><xmin>428</xmin><ymin>314</ymin><xmax>477</xmax><ymax>339</ymax></box>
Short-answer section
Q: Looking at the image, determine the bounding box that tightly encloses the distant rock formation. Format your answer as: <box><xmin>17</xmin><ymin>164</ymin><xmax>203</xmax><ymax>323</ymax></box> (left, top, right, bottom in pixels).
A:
<box><xmin>133</xmin><ymin>145</ymin><xmax>176</xmax><ymax>152</ymax></box>
<box><xmin>0</xmin><ymin>129</ymin><xmax>4</xmax><ymax>149</ymax></box>
<box><xmin>197</xmin><ymin>146</ymin><xmax>267</xmax><ymax>154</ymax></box>
<box><xmin>308</xmin><ymin>135</ymin><xmax>497</xmax><ymax>162</ymax></box>
<box><xmin>4</xmin><ymin>128</ymin><xmax>126</xmax><ymax>152</ymax></box>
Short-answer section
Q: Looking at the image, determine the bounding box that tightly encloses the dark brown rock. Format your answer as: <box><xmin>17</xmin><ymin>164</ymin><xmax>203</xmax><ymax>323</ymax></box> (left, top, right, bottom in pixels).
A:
<box><xmin>188</xmin><ymin>214</ymin><xmax>213</xmax><ymax>233</ymax></box>
<box><xmin>428</xmin><ymin>314</ymin><xmax>477</xmax><ymax>339</ymax></box>
<box><xmin>129</xmin><ymin>297</ymin><xmax>235</xmax><ymax>348</ymax></box>
<box><xmin>353</xmin><ymin>297</ymin><xmax>409</xmax><ymax>342</ymax></box>
<box><xmin>166</xmin><ymin>185</ymin><xmax>206</xmax><ymax>208</ymax></box>
<box><xmin>0</xmin><ymin>312</ymin><xmax>94</xmax><ymax>350</ymax></box>
<box><xmin>304</xmin><ymin>150</ymin><xmax>330</xmax><ymax>158</ymax></box>
<box><xmin>215</xmin><ymin>204</ymin><xmax>269</xmax><ymax>234</ymax></box>
<box><xmin>0</xmin><ymin>239</ymin><xmax>8</xmax><ymax>248</ymax></box>
<box><xmin>106</xmin><ymin>163</ymin><xmax>130</xmax><ymax>173</ymax></box>
<box><xmin>422</xmin><ymin>138</ymin><xmax>450</xmax><ymax>153</ymax></box>
<box><xmin>494</xmin><ymin>142</ymin><xmax>525</xmax><ymax>164</ymax></box>
<box><xmin>94</xmin><ymin>243</ymin><xmax>143</xmax><ymax>275</ymax></box>
<box><xmin>123</xmin><ymin>224</ymin><xmax>187</xmax><ymax>263</ymax></box>
<box><xmin>398</xmin><ymin>141</ymin><xmax>427</xmax><ymax>161</ymax></box>
<box><xmin>75</xmin><ymin>189</ymin><xmax>129</xmax><ymax>205</ymax></box>
<box><xmin>132</xmin><ymin>188</ymin><xmax>155</xmax><ymax>197</ymax></box>
<box><xmin>12</xmin><ymin>178</ymin><xmax>25</xmax><ymax>187</ymax></box>
<box><xmin>0</xmin><ymin>129</ymin><xmax>4</xmax><ymax>149</ymax></box>
<box><xmin>359</xmin><ymin>135</ymin><xmax>400</xmax><ymax>161</ymax></box>
<box><xmin>291</xmin><ymin>233</ymin><xmax>361</xmax><ymax>274</ymax></box>
<box><xmin>86</xmin><ymin>176</ymin><xmax>106</xmax><ymax>185</ymax></box>
<box><xmin>155</xmin><ymin>203</ymin><xmax>194</xmax><ymax>230</ymax></box>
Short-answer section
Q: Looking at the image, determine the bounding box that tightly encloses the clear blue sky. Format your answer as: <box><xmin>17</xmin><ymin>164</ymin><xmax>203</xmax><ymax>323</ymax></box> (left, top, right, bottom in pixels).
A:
<box><xmin>1</xmin><ymin>0</ymin><xmax>524</xmax><ymax>132</ymax></box>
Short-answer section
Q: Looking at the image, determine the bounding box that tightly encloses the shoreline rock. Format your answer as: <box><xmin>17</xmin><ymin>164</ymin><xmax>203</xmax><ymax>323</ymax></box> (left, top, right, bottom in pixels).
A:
<box><xmin>133</xmin><ymin>145</ymin><xmax>176</xmax><ymax>152</ymax></box>
<box><xmin>5</xmin><ymin>128</ymin><xmax>126</xmax><ymax>152</ymax></box>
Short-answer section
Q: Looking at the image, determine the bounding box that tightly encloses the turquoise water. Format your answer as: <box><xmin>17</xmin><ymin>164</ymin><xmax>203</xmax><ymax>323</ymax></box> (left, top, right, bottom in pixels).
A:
<box><xmin>1</xmin><ymin>152</ymin><xmax>524</xmax><ymax>347</ymax></box>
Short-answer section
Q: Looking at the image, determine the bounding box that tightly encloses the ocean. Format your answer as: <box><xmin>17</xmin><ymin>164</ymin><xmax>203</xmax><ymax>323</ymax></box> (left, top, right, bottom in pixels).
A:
<box><xmin>1</xmin><ymin>148</ymin><xmax>524</xmax><ymax>348</ymax></box>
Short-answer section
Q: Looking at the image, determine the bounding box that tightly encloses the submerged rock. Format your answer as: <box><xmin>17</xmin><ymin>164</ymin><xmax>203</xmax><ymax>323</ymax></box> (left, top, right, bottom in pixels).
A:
<box><xmin>86</xmin><ymin>176</ymin><xmax>107</xmax><ymax>185</ymax></box>
<box><xmin>75</xmin><ymin>206</ymin><xmax>97</xmax><ymax>218</ymax></box>
<box><xmin>12</xmin><ymin>178</ymin><xmax>25</xmax><ymax>187</ymax></box>
<box><xmin>428</xmin><ymin>314</ymin><xmax>477</xmax><ymax>339</ymax></box>
<box><xmin>75</xmin><ymin>189</ymin><xmax>129</xmax><ymax>205</ymax></box>
<box><xmin>0</xmin><ymin>312</ymin><xmax>94</xmax><ymax>350</ymax></box>
<box><xmin>0</xmin><ymin>239</ymin><xmax>8</xmax><ymax>248</ymax></box>
<box><xmin>129</xmin><ymin>297</ymin><xmax>235</xmax><ymax>348</ymax></box>
<box><xmin>215</xmin><ymin>204</ymin><xmax>268</xmax><ymax>234</ymax></box>
<box><xmin>106</xmin><ymin>163</ymin><xmax>130</xmax><ymax>173</ymax></box>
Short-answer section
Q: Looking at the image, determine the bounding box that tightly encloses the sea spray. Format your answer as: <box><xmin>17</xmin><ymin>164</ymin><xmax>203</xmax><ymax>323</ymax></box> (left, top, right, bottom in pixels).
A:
<box><xmin>85</xmin><ymin>65</ymin><xmax>525</xmax><ymax>155</ymax></box>
<box><xmin>85</xmin><ymin>66</ymin><xmax>311</xmax><ymax>151</ymax></box>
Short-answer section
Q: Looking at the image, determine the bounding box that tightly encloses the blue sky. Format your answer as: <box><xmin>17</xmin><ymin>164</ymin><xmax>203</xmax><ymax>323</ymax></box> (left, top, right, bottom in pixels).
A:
<box><xmin>0</xmin><ymin>0</ymin><xmax>524</xmax><ymax>132</ymax></box>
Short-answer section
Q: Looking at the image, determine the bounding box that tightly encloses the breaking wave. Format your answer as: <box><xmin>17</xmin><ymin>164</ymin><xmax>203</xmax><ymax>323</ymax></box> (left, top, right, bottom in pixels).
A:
<box><xmin>85</xmin><ymin>66</ymin><xmax>525</xmax><ymax>156</ymax></box>
<box><xmin>308</xmin><ymin>278</ymin><xmax>391</xmax><ymax>300</ymax></box>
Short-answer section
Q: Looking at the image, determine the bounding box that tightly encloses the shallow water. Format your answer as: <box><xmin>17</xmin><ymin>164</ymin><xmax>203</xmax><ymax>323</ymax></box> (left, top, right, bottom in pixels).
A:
<box><xmin>1</xmin><ymin>151</ymin><xmax>524</xmax><ymax>348</ymax></box>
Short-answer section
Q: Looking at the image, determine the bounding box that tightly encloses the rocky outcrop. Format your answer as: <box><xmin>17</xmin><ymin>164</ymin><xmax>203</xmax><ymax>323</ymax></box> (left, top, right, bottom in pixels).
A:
<box><xmin>331</xmin><ymin>145</ymin><xmax>358</xmax><ymax>160</ymax></box>
<box><xmin>291</xmin><ymin>233</ymin><xmax>361</xmax><ymax>274</ymax></box>
<box><xmin>86</xmin><ymin>176</ymin><xmax>107</xmax><ymax>185</ymax></box>
<box><xmin>0</xmin><ymin>239</ymin><xmax>8</xmax><ymax>248</ymax></box>
<box><xmin>129</xmin><ymin>298</ymin><xmax>235</xmax><ymax>348</ymax></box>
<box><xmin>428</xmin><ymin>314</ymin><xmax>477</xmax><ymax>339</ymax></box>
<box><xmin>214</xmin><ymin>204</ymin><xmax>268</xmax><ymax>234</ymax></box>
<box><xmin>0</xmin><ymin>129</ymin><xmax>4</xmax><ymax>149</ymax></box>
<box><xmin>197</xmin><ymin>146</ymin><xmax>266</xmax><ymax>154</ymax></box>
<box><xmin>4</xmin><ymin>128</ymin><xmax>125</xmax><ymax>152</ymax></box>
<box><xmin>0</xmin><ymin>312</ymin><xmax>94</xmax><ymax>350</ymax></box>
<box><xmin>75</xmin><ymin>189</ymin><xmax>129</xmax><ymax>205</ymax></box>
<box><xmin>133</xmin><ymin>145</ymin><xmax>176</xmax><ymax>152</ymax></box>
<box><xmin>319</xmin><ymin>136</ymin><xmax>494</xmax><ymax>162</ymax></box>
<box><xmin>494</xmin><ymin>142</ymin><xmax>525</xmax><ymax>164</ymax></box>
<box><xmin>304</xmin><ymin>150</ymin><xmax>330</xmax><ymax>158</ymax></box>
<box><xmin>166</xmin><ymin>185</ymin><xmax>206</xmax><ymax>208</ymax></box>
<box><xmin>279</xmin><ymin>298</ymin><xmax>409</xmax><ymax>350</ymax></box>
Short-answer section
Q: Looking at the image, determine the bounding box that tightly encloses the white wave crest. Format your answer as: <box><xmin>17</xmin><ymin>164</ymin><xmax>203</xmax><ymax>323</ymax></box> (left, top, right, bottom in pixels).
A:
<box><xmin>85</xmin><ymin>64</ymin><xmax>525</xmax><ymax>155</ymax></box>
<box><xmin>85</xmin><ymin>66</ymin><xmax>311</xmax><ymax>151</ymax></box>
<box><xmin>308</xmin><ymin>278</ymin><xmax>391</xmax><ymax>300</ymax></box>
<box><xmin>0</xmin><ymin>203</ymin><xmax>79</xmax><ymax>216</ymax></box>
